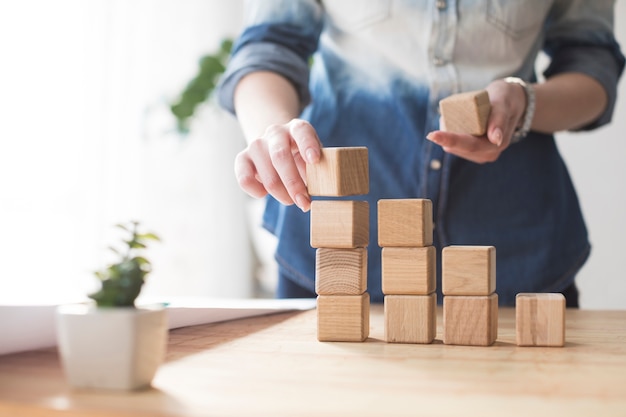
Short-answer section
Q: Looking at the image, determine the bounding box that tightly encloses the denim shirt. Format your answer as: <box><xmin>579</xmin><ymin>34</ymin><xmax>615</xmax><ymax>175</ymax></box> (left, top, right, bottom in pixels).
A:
<box><xmin>219</xmin><ymin>0</ymin><xmax>624</xmax><ymax>305</ymax></box>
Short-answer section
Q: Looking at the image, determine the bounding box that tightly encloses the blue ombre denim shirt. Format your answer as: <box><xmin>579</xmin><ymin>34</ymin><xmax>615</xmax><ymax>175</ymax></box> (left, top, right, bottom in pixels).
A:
<box><xmin>219</xmin><ymin>0</ymin><xmax>624</xmax><ymax>305</ymax></box>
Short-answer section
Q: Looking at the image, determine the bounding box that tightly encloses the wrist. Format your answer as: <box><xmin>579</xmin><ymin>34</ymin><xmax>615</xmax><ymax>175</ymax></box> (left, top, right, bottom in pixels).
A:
<box><xmin>504</xmin><ymin>77</ymin><xmax>535</xmax><ymax>143</ymax></box>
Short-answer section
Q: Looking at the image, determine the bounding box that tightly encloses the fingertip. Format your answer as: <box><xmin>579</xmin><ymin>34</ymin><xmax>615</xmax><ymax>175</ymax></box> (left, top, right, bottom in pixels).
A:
<box><xmin>289</xmin><ymin>119</ymin><xmax>322</xmax><ymax>164</ymax></box>
<box><xmin>295</xmin><ymin>193</ymin><xmax>311</xmax><ymax>212</ymax></box>
<box><xmin>426</xmin><ymin>132</ymin><xmax>442</xmax><ymax>145</ymax></box>
<box><xmin>305</xmin><ymin>147</ymin><xmax>320</xmax><ymax>164</ymax></box>
<box><xmin>489</xmin><ymin>127</ymin><xmax>503</xmax><ymax>147</ymax></box>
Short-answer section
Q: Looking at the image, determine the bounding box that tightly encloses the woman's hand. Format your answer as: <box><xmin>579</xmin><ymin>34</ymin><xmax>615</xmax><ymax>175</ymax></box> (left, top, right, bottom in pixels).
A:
<box><xmin>233</xmin><ymin>71</ymin><xmax>322</xmax><ymax>212</ymax></box>
<box><xmin>234</xmin><ymin>118</ymin><xmax>322</xmax><ymax>212</ymax></box>
<box><xmin>426</xmin><ymin>79</ymin><xmax>527</xmax><ymax>164</ymax></box>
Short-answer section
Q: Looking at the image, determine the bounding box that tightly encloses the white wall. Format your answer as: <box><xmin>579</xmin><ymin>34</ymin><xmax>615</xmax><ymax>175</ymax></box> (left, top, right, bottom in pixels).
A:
<box><xmin>556</xmin><ymin>1</ymin><xmax>626</xmax><ymax>309</ymax></box>
<box><xmin>0</xmin><ymin>1</ymin><xmax>252</xmax><ymax>302</ymax></box>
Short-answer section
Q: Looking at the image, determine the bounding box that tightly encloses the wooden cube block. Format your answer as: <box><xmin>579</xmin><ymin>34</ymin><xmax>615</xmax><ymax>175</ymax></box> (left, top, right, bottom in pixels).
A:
<box><xmin>378</xmin><ymin>199</ymin><xmax>433</xmax><ymax>247</ymax></box>
<box><xmin>442</xmin><ymin>246</ymin><xmax>496</xmax><ymax>296</ymax></box>
<box><xmin>317</xmin><ymin>293</ymin><xmax>370</xmax><ymax>342</ymax></box>
<box><xmin>516</xmin><ymin>293</ymin><xmax>565</xmax><ymax>347</ymax></box>
<box><xmin>384</xmin><ymin>294</ymin><xmax>436</xmax><ymax>344</ymax></box>
<box><xmin>306</xmin><ymin>147</ymin><xmax>369</xmax><ymax>196</ymax></box>
<box><xmin>310</xmin><ymin>200</ymin><xmax>369</xmax><ymax>248</ymax></box>
<box><xmin>439</xmin><ymin>90</ymin><xmax>491</xmax><ymax>136</ymax></box>
<box><xmin>315</xmin><ymin>248</ymin><xmax>367</xmax><ymax>295</ymax></box>
<box><xmin>443</xmin><ymin>294</ymin><xmax>498</xmax><ymax>346</ymax></box>
<box><xmin>382</xmin><ymin>246</ymin><xmax>436</xmax><ymax>295</ymax></box>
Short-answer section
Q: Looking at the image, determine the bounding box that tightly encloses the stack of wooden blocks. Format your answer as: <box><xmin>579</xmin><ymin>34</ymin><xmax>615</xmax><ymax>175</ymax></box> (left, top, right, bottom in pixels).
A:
<box><xmin>379</xmin><ymin>199</ymin><xmax>436</xmax><ymax>344</ymax></box>
<box><xmin>305</xmin><ymin>85</ymin><xmax>568</xmax><ymax>347</ymax></box>
<box><xmin>442</xmin><ymin>246</ymin><xmax>498</xmax><ymax>346</ymax></box>
<box><xmin>307</xmin><ymin>147</ymin><xmax>370</xmax><ymax>342</ymax></box>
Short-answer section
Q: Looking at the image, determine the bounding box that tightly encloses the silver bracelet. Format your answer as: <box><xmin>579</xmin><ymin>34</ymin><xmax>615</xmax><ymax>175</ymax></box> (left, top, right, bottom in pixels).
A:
<box><xmin>504</xmin><ymin>77</ymin><xmax>535</xmax><ymax>143</ymax></box>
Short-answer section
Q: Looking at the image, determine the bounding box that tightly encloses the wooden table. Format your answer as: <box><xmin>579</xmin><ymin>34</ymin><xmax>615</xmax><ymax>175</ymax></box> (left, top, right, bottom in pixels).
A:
<box><xmin>1</xmin><ymin>306</ymin><xmax>625</xmax><ymax>417</ymax></box>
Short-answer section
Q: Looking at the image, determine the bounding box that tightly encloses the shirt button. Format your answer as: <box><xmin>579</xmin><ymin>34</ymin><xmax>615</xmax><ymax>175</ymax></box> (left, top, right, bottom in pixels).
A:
<box><xmin>436</xmin><ymin>0</ymin><xmax>446</xmax><ymax>10</ymax></box>
<box><xmin>430</xmin><ymin>159</ymin><xmax>442</xmax><ymax>170</ymax></box>
<box><xmin>433</xmin><ymin>57</ymin><xmax>445</xmax><ymax>66</ymax></box>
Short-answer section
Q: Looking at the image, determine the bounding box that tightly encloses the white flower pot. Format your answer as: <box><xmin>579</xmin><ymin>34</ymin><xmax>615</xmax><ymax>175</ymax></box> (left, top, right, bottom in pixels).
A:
<box><xmin>56</xmin><ymin>304</ymin><xmax>167</xmax><ymax>390</ymax></box>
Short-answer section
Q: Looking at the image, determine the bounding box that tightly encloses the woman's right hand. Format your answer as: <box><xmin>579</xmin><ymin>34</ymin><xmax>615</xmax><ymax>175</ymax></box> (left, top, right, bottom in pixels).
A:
<box><xmin>234</xmin><ymin>118</ymin><xmax>322</xmax><ymax>212</ymax></box>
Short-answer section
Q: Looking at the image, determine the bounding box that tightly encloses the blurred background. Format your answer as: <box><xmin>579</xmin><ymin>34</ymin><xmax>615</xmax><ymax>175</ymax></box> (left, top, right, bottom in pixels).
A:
<box><xmin>0</xmin><ymin>1</ymin><xmax>624</xmax><ymax>308</ymax></box>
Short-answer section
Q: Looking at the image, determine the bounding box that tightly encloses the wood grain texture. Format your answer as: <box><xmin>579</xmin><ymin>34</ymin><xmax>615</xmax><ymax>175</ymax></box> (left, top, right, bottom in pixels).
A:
<box><xmin>516</xmin><ymin>293</ymin><xmax>565</xmax><ymax>347</ymax></box>
<box><xmin>443</xmin><ymin>294</ymin><xmax>498</xmax><ymax>346</ymax></box>
<box><xmin>439</xmin><ymin>90</ymin><xmax>491</xmax><ymax>136</ymax></box>
<box><xmin>378</xmin><ymin>199</ymin><xmax>433</xmax><ymax>247</ymax></box>
<box><xmin>2</xmin><ymin>307</ymin><xmax>626</xmax><ymax>416</ymax></box>
<box><xmin>442</xmin><ymin>246</ymin><xmax>496</xmax><ymax>296</ymax></box>
<box><xmin>384</xmin><ymin>294</ymin><xmax>436</xmax><ymax>344</ymax></box>
<box><xmin>382</xmin><ymin>246</ymin><xmax>436</xmax><ymax>295</ymax></box>
<box><xmin>310</xmin><ymin>200</ymin><xmax>369</xmax><ymax>248</ymax></box>
<box><xmin>317</xmin><ymin>293</ymin><xmax>370</xmax><ymax>342</ymax></box>
<box><xmin>306</xmin><ymin>147</ymin><xmax>369</xmax><ymax>196</ymax></box>
<box><xmin>315</xmin><ymin>248</ymin><xmax>367</xmax><ymax>295</ymax></box>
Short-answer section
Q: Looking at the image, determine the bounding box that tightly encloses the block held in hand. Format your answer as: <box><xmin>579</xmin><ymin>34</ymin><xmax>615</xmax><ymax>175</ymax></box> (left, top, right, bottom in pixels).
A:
<box><xmin>439</xmin><ymin>90</ymin><xmax>491</xmax><ymax>136</ymax></box>
<box><xmin>306</xmin><ymin>147</ymin><xmax>369</xmax><ymax>196</ymax></box>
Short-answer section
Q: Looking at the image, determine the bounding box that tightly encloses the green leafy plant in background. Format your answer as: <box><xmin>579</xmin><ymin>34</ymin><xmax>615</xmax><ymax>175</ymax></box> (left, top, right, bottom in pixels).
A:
<box><xmin>170</xmin><ymin>38</ymin><xmax>233</xmax><ymax>133</ymax></box>
<box><xmin>89</xmin><ymin>221</ymin><xmax>160</xmax><ymax>307</ymax></box>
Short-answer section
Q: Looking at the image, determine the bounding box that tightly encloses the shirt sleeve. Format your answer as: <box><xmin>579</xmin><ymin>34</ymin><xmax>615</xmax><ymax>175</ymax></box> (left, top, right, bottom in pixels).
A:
<box><xmin>542</xmin><ymin>0</ymin><xmax>625</xmax><ymax>131</ymax></box>
<box><xmin>217</xmin><ymin>0</ymin><xmax>324</xmax><ymax>115</ymax></box>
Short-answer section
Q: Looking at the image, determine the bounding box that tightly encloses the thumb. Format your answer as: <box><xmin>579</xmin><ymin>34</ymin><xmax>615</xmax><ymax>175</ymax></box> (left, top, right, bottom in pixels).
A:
<box><xmin>486</xmin><ymin>106</ymin><xmax>509</xmax><ymax>147</ymax></box>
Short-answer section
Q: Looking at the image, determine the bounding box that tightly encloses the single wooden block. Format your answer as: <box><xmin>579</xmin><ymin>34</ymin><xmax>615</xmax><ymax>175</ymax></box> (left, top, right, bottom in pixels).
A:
<box><xmin>443</xmin><ymin>294</ymin><xmax>498</xmax><ymax>346</ymax></box>
<box><xmin>310</xmin><ymin>200</ymin><xmax>369</xmax><ymax>248</ymax></box>
<box><xmin>315</xmin><ymin>248</ymin><xmax>367</xmax><ymax>295</ymax></box>
<box><xmin>377</xmin><ymin>199</ymin><xmax>433</xmax><ymax>247</ymax></box>
<box><xmin>381</xmin><ymin>246</ymin><xmax>436</xmax><ymax>295</ymax></box>
<box><xmin>439</xmin><ymin>90</ymin><xmax>491</xmax><ymax>136</ymax></box>
<box><xmin>317</xmin><ymin>293</ymin><xmax>370</xmax><ymax>342</ymax></box>
<box><xmin>516</xmin><ymin>293</ymin><xmax>565</xmax><ymax>347</ymax></box>
<box><xmin>306</xmin><ymin>147</ymin><xmax>369</xmax><ymax>197</ymax></box>
<box><xmin>384</xmin><ymin>294</ymin><xmax>436</xmax><ymax>344</ymax></box>
<box><xmin>442</xmin><ymin>246</ymin><xmax>496</xmax><ymax>296</ymax></box>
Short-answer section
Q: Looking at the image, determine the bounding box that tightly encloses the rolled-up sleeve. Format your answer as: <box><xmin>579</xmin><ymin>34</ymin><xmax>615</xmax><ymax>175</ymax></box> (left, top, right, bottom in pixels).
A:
<box><xmin>217</xmin><ymin>0</ymin><xmax>324</xmax><ymax>115</ymax></box>
<box><xmin>542</xmin><ymin>0</ymin><xmax>625</xmax><ymax>130</ymax></box>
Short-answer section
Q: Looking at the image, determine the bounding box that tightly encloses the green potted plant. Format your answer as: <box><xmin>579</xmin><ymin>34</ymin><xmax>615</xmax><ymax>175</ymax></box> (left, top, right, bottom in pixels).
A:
<box><xmin>56</xmin><ymin>221</ymin><xmax>168</xmax><ymax>390</ymax></box>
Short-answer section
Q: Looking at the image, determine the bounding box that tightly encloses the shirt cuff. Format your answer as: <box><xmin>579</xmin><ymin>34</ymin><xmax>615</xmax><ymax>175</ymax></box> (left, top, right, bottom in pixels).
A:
<box><xmin>217</xmin><ymin>42</ymin><xmax>311</xmax><ymax>115</ymax></box>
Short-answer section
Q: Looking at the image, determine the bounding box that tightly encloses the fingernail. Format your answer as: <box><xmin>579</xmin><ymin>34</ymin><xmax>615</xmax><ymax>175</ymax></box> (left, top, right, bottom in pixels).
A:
<box><xmin>305</xmin><ymin>148</ymin><xmax>319</xmax><ymax>164</ymax></box>
<box><xmin>295</xmin><ymin>193</ymin><xmax>309</xmax><ymax>211</ymax></box>
<box><xmin>492</xmin><ymin>128</ymin><xmax>503</xmax><ymax>146</ymax></box>
<box><xmin>426</xmin><ymin>133</ymin><xmax>436</xmax><ymax>142</ymax></box>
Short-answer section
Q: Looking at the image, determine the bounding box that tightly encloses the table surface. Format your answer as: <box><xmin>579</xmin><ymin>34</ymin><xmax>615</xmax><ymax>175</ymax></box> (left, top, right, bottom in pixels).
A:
<box><xmin>1</xmin><ymin>305</ymin><xmax>625</xmax><ymax>417</ymax></box>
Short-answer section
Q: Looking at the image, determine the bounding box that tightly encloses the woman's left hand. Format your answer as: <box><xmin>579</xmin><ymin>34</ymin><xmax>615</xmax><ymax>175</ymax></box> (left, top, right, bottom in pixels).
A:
<box><xmin>426</xmin><ymin>79</ymin><xmax>527</xmax><ymax>164</ymax></box>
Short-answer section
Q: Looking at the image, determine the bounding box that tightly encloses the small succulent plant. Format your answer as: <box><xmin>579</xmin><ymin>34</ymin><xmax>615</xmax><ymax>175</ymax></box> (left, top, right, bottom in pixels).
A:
<box><xmin>89</xmin><ymin>221</ymin><xmax>160</xmax><ymax>307</ymax></box>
